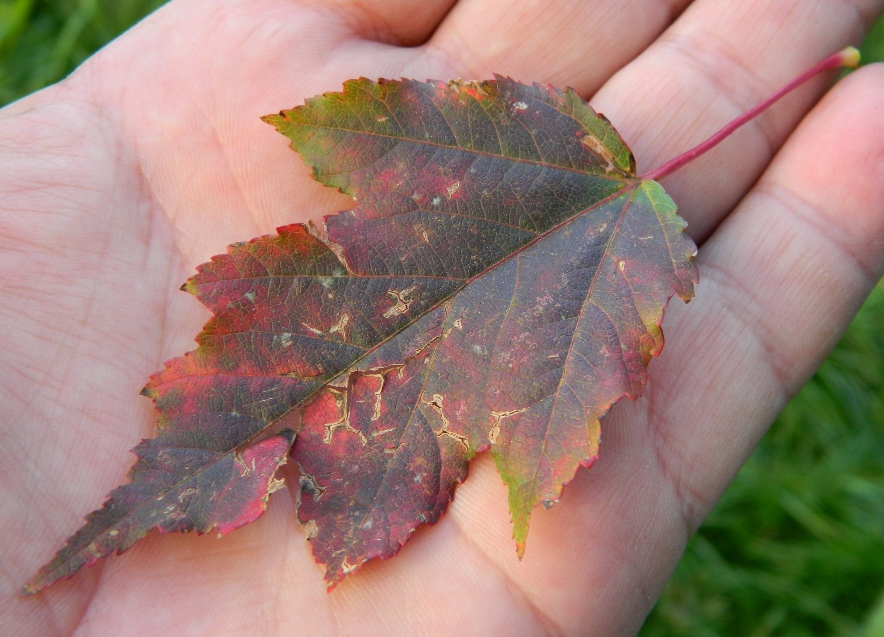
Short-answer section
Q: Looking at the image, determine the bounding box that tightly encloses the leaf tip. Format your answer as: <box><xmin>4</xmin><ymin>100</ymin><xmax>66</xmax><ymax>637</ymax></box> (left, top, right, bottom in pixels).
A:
<box><xmin>260</xmin><ymin>111</ymin><xmax>288</xmax><ymax>127</ymax></box>
<box><xmin>20</xmin><ymin>582</ymin><xmax>39</xmax><ymax>596</ymax></box>
<box><xmin>325</xmin><ymin>577</ymin><xmax>341</xmax><ymax>593</ymax></box>
<box><xmin>512</xmin><ymin>515</ymin><xmax>529</xmax><ymax>559</ymax></box>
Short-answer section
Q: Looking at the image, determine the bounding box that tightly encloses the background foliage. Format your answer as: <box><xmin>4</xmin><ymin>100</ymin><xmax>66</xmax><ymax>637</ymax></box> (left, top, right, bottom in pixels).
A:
<box><xmin>1</xmin><ymin>1</ymin><xmax>882</xmax><ymax>634</ymax></box>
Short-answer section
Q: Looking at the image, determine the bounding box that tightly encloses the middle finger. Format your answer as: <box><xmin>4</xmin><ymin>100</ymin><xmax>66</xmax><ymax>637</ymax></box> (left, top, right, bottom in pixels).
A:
<box><xmin>426</xmin><ymin>0</ymin><xmax>692</xmax><ymax>93</ymax></box>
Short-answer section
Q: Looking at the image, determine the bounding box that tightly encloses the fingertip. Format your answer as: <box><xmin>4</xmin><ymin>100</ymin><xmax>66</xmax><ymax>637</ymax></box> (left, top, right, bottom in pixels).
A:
<box><xmin>317</xmin><ymin>0</ymin><xmax>457</xmax><ymax>46</ymax></box>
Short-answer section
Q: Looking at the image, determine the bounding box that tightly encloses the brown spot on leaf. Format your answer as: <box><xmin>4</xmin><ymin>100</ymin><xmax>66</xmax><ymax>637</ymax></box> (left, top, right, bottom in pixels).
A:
<box><xmin>303</xmin><ymin>519</ymin><xmax>319</xmax><ymax>540</ymax></box>
<box><xmin>580</xmin><ymin>132</ymin><xmax>617</xmax><ymax>173</ymax></box>
<box><xmin>488</xmin><ymin>408</ymin><xmax>527</xmax><ymax>444</ymax></box>
<box><xmin>319</xmin><ymin>387</ymin><xmax>367</xmax><ymax>446</ymax></box>
<box><xmin>299</xmin><ymin>474</ymin><xmax>326</xmax><ymax>502</ymax></box>
<box><xmin>382</xmin><ymin>286</ymin><xmax>418</xmax><ymax>319</ymax></box>
<box><xmin>448</xmin><ymin>79</ymin><xmax>489</xmax><ymax>100</ymax></box>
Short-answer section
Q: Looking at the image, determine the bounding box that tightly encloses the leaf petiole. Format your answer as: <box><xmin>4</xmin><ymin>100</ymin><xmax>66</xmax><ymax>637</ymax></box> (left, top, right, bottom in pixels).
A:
<box><xmin>640</xmin><ymin>46</ymin><xmax>860</xmax><ymax>182</ymax></box>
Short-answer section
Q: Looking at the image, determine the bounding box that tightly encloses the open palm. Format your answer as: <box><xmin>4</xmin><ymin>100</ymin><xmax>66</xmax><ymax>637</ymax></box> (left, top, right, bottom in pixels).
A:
<box><xmin>2</xmin><ymin>1</ymin><xmax>883</xmax><ymax>635</ymax></box>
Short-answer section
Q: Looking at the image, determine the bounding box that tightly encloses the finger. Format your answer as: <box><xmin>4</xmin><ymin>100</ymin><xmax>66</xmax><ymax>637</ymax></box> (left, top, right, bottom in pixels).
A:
<box><xmin>427</xmin><ymin>0</ymin><xmax>691</xmax><ymax>94</ymax></box>
<box><xmin>300</xmin><ymin>0</ymin><xmax>458</xmax><ymax>46</ymax></box>
<box><xmin>651</xmin><ymin>64</ymin><xmax>884</xmax><ymax>526</ymax></box>
<box><xmin>582</xmin><ymin>63</ymin><xmax>884</xmax><ymax>630</ymax></box>
<box><xmin>591</xmin><ymin>0</ymin><xmax>883</xmax><ymax>241</ymax></box>
<box><xmin>445</xmin><ymin>65</ymin><xmax>884</xmax><ymax>635</ymax></box>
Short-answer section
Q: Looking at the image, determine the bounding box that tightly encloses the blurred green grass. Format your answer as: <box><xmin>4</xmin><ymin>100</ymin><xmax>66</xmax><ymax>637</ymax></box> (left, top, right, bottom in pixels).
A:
<box><xmin>0</xmin><ymin>0</ymin><xmax>166</xmax><ymax>105</ymax></box>
<box><xmin>2</xmin><ymin>2</ymin><xmax>882</xmax><ymax>635</ymax></box>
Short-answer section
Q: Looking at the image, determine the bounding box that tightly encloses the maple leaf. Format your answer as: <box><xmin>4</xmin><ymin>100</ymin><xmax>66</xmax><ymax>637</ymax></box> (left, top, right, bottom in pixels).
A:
<box><xmin>26</xmin><ymin>76</ymin><xmax>692</xmax><ymax>593</ymax></box>
<box><xmin>32</xmin><ymin>75</ymin><xmax>697</xmax><ymax>592</ymax></box>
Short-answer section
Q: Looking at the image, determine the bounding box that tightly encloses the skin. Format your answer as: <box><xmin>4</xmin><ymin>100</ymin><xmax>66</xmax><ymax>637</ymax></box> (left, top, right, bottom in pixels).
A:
<box><xmin>1</xmin><ymin>0</ymin><xmax>883</xmax><ymax>634</ymax></box>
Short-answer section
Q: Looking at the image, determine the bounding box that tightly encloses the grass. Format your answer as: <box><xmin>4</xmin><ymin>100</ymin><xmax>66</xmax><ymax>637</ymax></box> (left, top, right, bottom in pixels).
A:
<box><xmin>0</xmin><ymin>0</ymin><xmax>166</xmax><ymax>105</ymax></box>
<box><xmin>2</xmin><ymin>3</ymin><xmax>883</xmax><ymax>635</ymax></box>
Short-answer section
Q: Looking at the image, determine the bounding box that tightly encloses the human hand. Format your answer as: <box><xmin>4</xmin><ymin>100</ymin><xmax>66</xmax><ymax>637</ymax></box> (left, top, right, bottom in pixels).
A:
<box><xmin>2</xmin><ymin>1</ymin><xmax>882</xmax><ymax>635</ymax></box>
